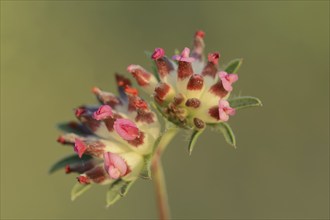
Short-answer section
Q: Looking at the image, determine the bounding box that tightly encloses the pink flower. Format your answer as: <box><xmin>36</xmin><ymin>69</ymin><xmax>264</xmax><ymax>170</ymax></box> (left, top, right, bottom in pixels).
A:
<box><xmin>218</xmin><ymin>100</ymin><xmax>236</xmax><ymax>122</ymax></box>
<box><xmin>103</xmin><ymin>152</ymin><xmax>129</xmax><ymax>179</ymax></box>
<box><xmin>195</xmin><ymin>30</ymin><xmax>205</xmax><ymax>38</ymax></box>
<box><xmin>151</xmin><ymin>48</ymin><xmax>165</xmax><ymax>60</ymax></box>
<box><xmin>93</xmin><ymin>105</ymin><xmax>113</xmax><ymax>120</ymax></box>
<box><xmin>208</xmin><ymin>52</ymin><xmax>220</xmax><ymax>65</ymax></box>
<box><xmin>172</xmin><ymin>47</ymin><xmax>195</xmax><ymax>63</ymax></box>
<box><xmin>77</xmin><ymin>176</ymin><xmax>90</xmax><ymax>184</ymax></box>
<box><xmin>219</xmin><ymin>71</ymin><xmax>238</xmax><ymax>92</ymax></box>
<box><xmin>74</xmin><ymin>138</ymin><xmax>87</xmax><ymax>158</ymax></box>
<box><xmin>114</xmin><ymin>118</ymin><xmax>139</xmax><ymax>141</ymax></box>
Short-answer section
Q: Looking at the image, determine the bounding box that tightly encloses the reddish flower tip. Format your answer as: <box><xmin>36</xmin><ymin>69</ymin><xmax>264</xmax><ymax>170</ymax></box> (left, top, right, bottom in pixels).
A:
<box><xmin>195</xmin><ymin>30</ymin><xmax>205</xmax><ymax>38</ymax></box>
<box><xmin>115</xmin><ymin>74</ymin><xmax>131</xmax><ymax>87</ymax></box>
<box><xmin>208</xmin><ymin>52</ymin><xmax>220</xmax><ymax>65</ymax></box>
<box><xmin>133</xmin><ymin>99</ymin><xmax>148</xmax><ymax>109</ymax></box>
<box><xmin>75</xmin><ymin>108</ymin><xmax>85</xmax><ymax>117</ymax></box>
<box><xmin>193</xmin><ymin>118</ymin><xmax>205</xmax><ymax>129</ymax></box>
<box><xmin>65</xmin><ymin>165</ymin><xmax>71</xmax><ymax>174</ymax></box>
<box><xmin>93</xmin><ymin>105</ymin><xmax>113</xmax><ymax>121</ymax></box>
<box><xmin>92</xmin><ymin>86</ymin><xmax>100</xmax><ymax>94</ymax></box>
<box><xmin>74</xmin><ymin>138</ymin><xmax>87</xmax><ymax>158</ymax></box>
<box><xmin>172</xmin><ymin>47</ymin><xmax>195</xmax><ymax>63</ymax></box>
<box><xmin>127</xmin><ymin>65</ymin><xmax>152</xmax><ymax>87</ymax></box>
<box><xmin>77</xmin><ymin>176</ymin><xmax>90</xmax><ymax>184</ymax></box>
<box><xmin>114</xmin><ymin>118</ymin><xmax>139</xmax><ymax>141</ymax></box>
<box><xmin>125</xmin><ymin>86</ymin><xmax>139</xmax><ymax>96</ymax></box>
<box><xmin>57</xmin><ymin>136</ymin><xmax>66</xmax><ymax>144</ymax></box>
<box><xmin>151</xmin><ymin>48</ymin><xmax>165</xmax><ymax>60</ymax></box>
<box><xmin>154</xmin><ymin>82</ymin><xmax>171</xmax><ymax>103</ymax></box>
<box><xmin>187</xmin><ymin>74</ymin><xmax>204</xmax><ymax>90</ymax></box>
<box><xmin>185</xmin><ymin>98</ymin><xmax>201</xmax><ymax>108</ymax></box>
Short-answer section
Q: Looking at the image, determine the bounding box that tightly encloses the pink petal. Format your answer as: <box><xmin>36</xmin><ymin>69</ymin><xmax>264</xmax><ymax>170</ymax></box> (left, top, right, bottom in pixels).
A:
<box><xmin>222</xmin><ymin>80</ymin><xmax>233</xmax><ymax>92</ymax></box>
<box><xmin>172</xmin><ymin>47</ymin><xmax>195</xmax><ymax>63</ymax></box>
<box><xmin>114</xmin><ymin>118</ymin><xmax>139</xmax><ymax>141</ymax></box>
<box><xmin>226</xmin><ymin>107</ymin><xmax>236</xmax><ymax>116</ymax></box>
<box><xmin>180</xmin><ymin>57</ymin><xmax>196</xmax><ymax>62</ymax></box>
<box><xmin>108</xmin><ymin>166</ymin><xmax>121</xmax><ymax>179</ymax></box>
<box><xmin>172</xmin><ymin>55</ymin><xmax>181</xmax><ymax>60</ymax></box>
<box><xmin>227</xmin><ymin>74</ymin><xmax>238</xmax><ymax>83</ymax></box>
<box><xmin>103</xmin><ymin>152</ymin><xmax>128</xmax><ymax>179</ymax></box>
<box><xmin>219</xmin><ymin>110</ymin><xmax>229</xmax><ymax>122</ymax></box>
<box><xmin>218</xmin><ymin>100</ymin><xmax>235</xmax><ymax>121</ymax></box>
<box><xmin>219</xmin><ymin>100</ymin><xmax>230</xmax><ymax>109</ymax></box>
<box><xmin>151</xmin><ymin>48</ymin><xmax>165</xmax><ymax>60</ymax></box>
<box><xmin>74</xmin><ymin>138</ymin><xmax>87</xmax><ymax>158</ymax></box>
<box><xmin>219</xmin><ymin>71</ymin><xmax>233</xmax><ymax>92</ymax></box>
<box><xmin>109</xmin><ymin>153</ymin><xmax>128</xmax><ymax>175</ymax></box>
<box><xmin>93</xmin><ymin>105</ymin><xmax>113</xmax><ymax>120</ymax></box>
<box><xmin>208</xmin><ymin>52</ymin><xmax>220</xmax><ymax>65</ymax></box>
<box><xmin>218</xmin><ymin>71</ymin><xmax>228</xmax><ymax>79</ymax></box>
<box><xmin>181</xmin><ymin>47</ymin><xmax>190</xmax><ymax>58</ymax></box>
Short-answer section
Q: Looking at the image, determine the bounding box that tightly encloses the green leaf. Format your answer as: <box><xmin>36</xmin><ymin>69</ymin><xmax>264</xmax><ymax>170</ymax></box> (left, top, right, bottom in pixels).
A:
<box><xmin>212</xmin><ymin>123</ymin><xmax>236</xmax><ymax>148</ymax></box>
<box><xmin>228</xmin><ymin>96</ymin><xmax>262</xmax><ymax>110</ymax></box>
<box><xmin>188</xmin><ymin>129</ymin><xmax>204</xmax><ymax>155</ymax></box>
<box><xmin>140</xmin><ymin>154</ymin><xmax>152</xmax><ymax>179</ymax></box>
<box><xmin>139</xmin><ymin>132</ymin><xmax>163</xmax><ymax>179</ymax></box>
<box><xmin>49</xmin><ymin>154</ymin><xmax>92</xmax><ymax>174</ymax></box>
<box><xmin>224</xmin><ymin>58</ymin><xmax>243</xmax><ymax>74</ymax></box>
<box><xmin>106</xmin><ymin>179</ymin><xmax>134</xmax><ymax>207</ymax></box>
<box><xmin>71</xmin><ymin>182</ymin><xmax>92</xmax><ymax>201</ymax></box>
<box><xmin>144</xmin><ymin>51</ymin><xmax>160</xmax><ymax>82</ymax></box>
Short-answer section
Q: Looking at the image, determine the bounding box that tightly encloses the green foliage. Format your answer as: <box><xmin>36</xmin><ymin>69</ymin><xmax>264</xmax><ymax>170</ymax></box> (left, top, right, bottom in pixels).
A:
<box><xmin>71</xmin><ymin>182</ymin><xmax>92</xmax><ymax>201</ymax></box>
<box><xmin>106</xmin><ymin>179</ymin><xmax>134</xmax><ymax>207</ymax></box>
<box><xmin>228</xmin><ymin>96</ymin><xmax>262</xmax><ymax>110</ymax></box>
<box><xmin>225</xmin><ymin>58</ymin><xmax>243</xmax><ymax>74</ymax></box>
<box><xmin>140</xmin><ymin>154</ymin><xmax>153</xmax><ymax>179</ymax></box>
<box><xmin>188</xmin><ymin>129</ymin><xmax>204</xmax><ymax>155</ymax></box>
<box><xmin>49</xmin><ymin>154</ymin><xmax>92</xmax><ymax>174</ymax></box>
<box><xmin>211</xmin><ymin>123</ymin><xmax>236</xmax><ymax>148</ymax></box>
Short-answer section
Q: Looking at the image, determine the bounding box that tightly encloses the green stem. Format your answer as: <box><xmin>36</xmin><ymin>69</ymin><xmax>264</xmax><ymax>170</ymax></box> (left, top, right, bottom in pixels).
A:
<box><xmin>151</xmin><ymin>126</ymin><xmax>179</xmax><ymax>220</ymax></box>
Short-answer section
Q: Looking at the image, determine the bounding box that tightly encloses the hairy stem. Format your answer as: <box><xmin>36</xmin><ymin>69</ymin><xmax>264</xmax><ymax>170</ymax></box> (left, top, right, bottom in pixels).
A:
<box><xmin>151</xmin><ymin>126</ymin><xmax>179</xmax><ymax>220</ymax></box>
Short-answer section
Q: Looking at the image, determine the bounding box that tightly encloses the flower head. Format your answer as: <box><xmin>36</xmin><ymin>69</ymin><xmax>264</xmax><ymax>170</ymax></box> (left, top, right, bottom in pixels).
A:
<box><xmin>52</xmin><ymin>30</ymin><xmax>261</xmax><ymax>207</ymax></box>
<box><xmin>55</xmin><ymin>74</ymin><xmax>160</xmax><ymax>187</ymax></box>
<box><xmin>129</xmin><ymin>31</ymin><xmax>240</xmax><ymax>130</ymax></box>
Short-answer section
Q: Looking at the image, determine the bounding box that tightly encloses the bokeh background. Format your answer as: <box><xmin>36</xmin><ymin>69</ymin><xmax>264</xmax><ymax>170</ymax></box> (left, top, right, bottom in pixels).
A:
<box><xmin>1</xmin><ymin>1</ymin><xmax>329</xmax><ymax>219</ymax></box>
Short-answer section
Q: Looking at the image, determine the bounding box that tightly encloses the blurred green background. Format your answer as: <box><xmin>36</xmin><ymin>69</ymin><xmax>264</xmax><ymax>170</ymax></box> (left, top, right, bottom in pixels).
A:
<box><xmin>1</xmin><ymin>1</ymin><xmax>329</xmax><ymax>219</ymax></box>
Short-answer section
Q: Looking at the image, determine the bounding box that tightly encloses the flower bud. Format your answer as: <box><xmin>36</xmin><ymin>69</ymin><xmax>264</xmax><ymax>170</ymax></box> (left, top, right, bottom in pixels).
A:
<box><xmin>93</xmin><ymin>105</ymin><xmax>113</xmax><ymax>121</ymax></box>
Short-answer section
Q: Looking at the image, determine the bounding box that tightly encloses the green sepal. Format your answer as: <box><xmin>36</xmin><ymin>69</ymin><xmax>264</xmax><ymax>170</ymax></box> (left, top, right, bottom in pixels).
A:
<box><xmin>49</xmin><ymin>154</ymin><xmax>92</xmax><ymax>174</ymax></box>
<box><xmin>144</xmin><ymin>51</ymin><xmax>160</xmax><ymax>82</ymax></box>
<box><xmin>188</xmin><ymin>129</ymin><xmax>204</xmax><ymax>155</ymax></box>
<box><xmin>228</xmin><ymin>96</ymin><xmax>262</xmax><ymax>110</ymax></box>
<box><xmin>224</xmin><ymin>58</ymin><xmax>243</xmax><ymax>74</ymax></box>
<box><xmin>139</xmin><ymin>128</ymin><xmax>166</xmax><ymax>179</ymax></box>
<box><xmin>139</xmin><ymin>154</ymin><xmax>153</xmax><ymax>179</ymax></box>
<box><xmin>71</xmin><ymin>182</ymin><xmax>92</xmax><ymax>201</ymax></box>
<box><xmin>106</xmin><ymin>179</ymin><xmax>134</xmax><ymax>207</ymax></box>
<box><xmin>211</xmin><ymin>122</ymin><xmax>236</xmax><ymax>148</ymax></box>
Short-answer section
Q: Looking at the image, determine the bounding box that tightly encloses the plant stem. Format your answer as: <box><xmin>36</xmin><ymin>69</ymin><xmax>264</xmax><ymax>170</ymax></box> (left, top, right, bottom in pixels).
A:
<box><xmin>151</xmin><ymin>126</ymin><xmax>179</xmax><ymax>220</ymax></box>
<box><xmin>152</xmin><ymin>158</ymin><xmax>170</xmax><ymax>220</ymax></box>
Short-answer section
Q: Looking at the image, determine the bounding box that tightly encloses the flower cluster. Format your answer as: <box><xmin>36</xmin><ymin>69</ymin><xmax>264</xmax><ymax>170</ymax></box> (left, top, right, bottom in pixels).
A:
<box><xmin>51</xmin><ymin>30</ymin><xmax>261</xmax><ymax>206</ymax></box>
<box><xmin>128</xmin><ymin>31</ymin><xmax>239</xmax><ymax>130</ymax></box>
<box><xmin>53</xmin><ymin>74</ymin><xmax>160</xmax><ymax>203</ymax></box>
